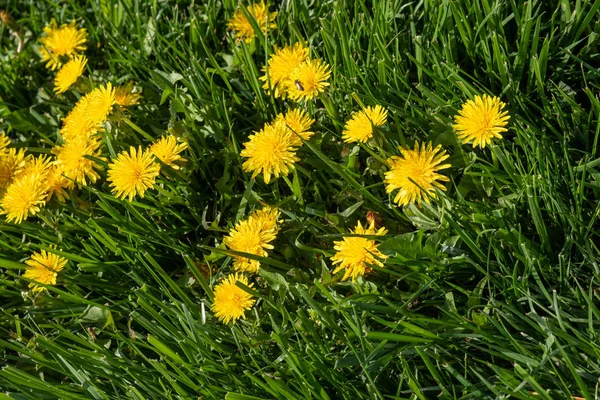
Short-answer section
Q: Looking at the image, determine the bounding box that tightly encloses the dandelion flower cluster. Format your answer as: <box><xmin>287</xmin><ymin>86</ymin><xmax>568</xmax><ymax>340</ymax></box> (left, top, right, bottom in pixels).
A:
<box><xmin>54</xmin><ymin>55</ymin><xmax>87</xmax><ymax>94</ymax></box>
<box><xmin>107</xmin><ymin>146</ymin><xmax>161</xmax><ymax>202</ymax></box>
<box><xmin>23</xmin><ymin>249</ymin><xmax>68</xmax><ymax>292</ymax></box>
<box><xmin>223</xmin><ymin>206</ymin><xmax>280</xmax><ymax>273</ymax></box>
<box><xmin>150</xmin><ymin>136</ymin><xmax>188</xmax><ymax>169</ymax></box>
<box><xmin>342</xmin><ymin>105</ymin><xmax>388</xmax><ymax>143</ymax></box>
<box><xmin>211</xmin><ymin>273</ymin><xmax>256</xmax><ymax>324</ymax></box>
<box><xmin>39</xmin><ymin>20</ymin><xmax>87</xmax><ymax>70</ymax></box>
<box><xmin>331</xmin><ymin>220</ymin><xmax>388</xmax><ymax>281</ymax></box>
<box><xmin>227</xmin><ymin>1</ymin><xmax>277</xmax><ymax>44</ymax></box>
<box><xmin>453</xmin><ymin>94</ymin><xmax>510</xmax><ymax>148</ymax></box>
<box><xmin>384</xmin><ymin>142</ymin><xmax>451</xmax><ymax>206</ymax></box>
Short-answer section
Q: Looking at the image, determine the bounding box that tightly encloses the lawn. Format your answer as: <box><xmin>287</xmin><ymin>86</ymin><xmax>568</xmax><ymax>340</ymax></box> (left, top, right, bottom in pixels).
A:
<box><xmin>0</xmin><ymin>0</ymin><xmax>599</xmax><ymax>399</ymax></box>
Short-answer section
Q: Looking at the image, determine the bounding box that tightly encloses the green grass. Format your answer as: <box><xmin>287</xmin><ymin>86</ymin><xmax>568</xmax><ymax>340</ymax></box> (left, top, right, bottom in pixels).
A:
<box><xmin>1</xmin><ymin>0</ymin><xmax>600</xmax><ymax>399</ymax></box>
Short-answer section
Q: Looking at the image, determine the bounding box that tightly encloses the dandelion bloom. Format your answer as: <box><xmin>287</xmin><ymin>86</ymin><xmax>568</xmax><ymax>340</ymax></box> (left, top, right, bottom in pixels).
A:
<box><xmin>84</xmin><ymin>83</ymin><xmax>116</xmax><ymax>125</ymax></box>
<box><xmin>39</xmin><ymin>20</ymin><xmax>87</xmax><ymax>70</ymax></box>
<box><xmin>240</xmin><ymin>122</ymin><xmax>299</xmax><ymax>184</ymax></box>
<box><xmin>54</xmin><ymin>55</ymin><xmax>87</xmax><ymax>94</ymax></box>
<box><xmin>54</xmin><ymin>136</ymin><xmax>104</xmax><ymax>188</ymax></box>
<box><xmin>287</xmin><ymin>59</ymin><xmax>331</xmax><ymax>102</ymax></box>
<box><xmin>274</xmin><ymin>108</ymin><xmax>315</xmax><ymax>146</ymax></box>
<box><xmin>60</xmin><ymin>97</ymin><xmax>101</xmax><ymax>142</ymax></box>
<box><xmin>453</xmin><ymin>94</ymin><xmax>510</xmax><ymax>148</ymax></box>
<box><xmin>114</xmin><ymin>83</ymin><xmax>141</xmax><ymax>107</ymax></box>
<box><xmin>384</xmin><ymin>142</ymin><xmax>451</xmax><ymax>206</ymax></box>
<box><xmin>0</xmin><ymin>156</ymin><xmax>52</xmax><ymax>224</ymax></box>
<box><xmin>260</xmin><ymin>43</ymin><xmax>309</xmax><ymax>98</ymax></box>
<box><xmin>223</xmin><ymin>206</ymin><xmax>280</xmax><ymax>273</ymax></box>
<box><xmin>227</xmin><ymin>1</ymin><xmax>277</xmax><ymax>44</ymax></box>
<box><xmin>0</xmin><ymin>148</ymin><xmax>27</xmax><ymax>194</ymax></box>
<box><xmin>150</xmin><ymin>136</ymin><xmax>188</xmax><ymax>169</ymax></box>
<box><xmin>24</xmin><ymin>249</ymin><xmax>68</xmax><ymax>292</ymax></box>
<box><xmin>342</xmin><ymin>105</ymin><xmax>388</xmax><ymax>143</ymax></box>
<box><xmin>107</xmin><ymin>146</ymin><xmax>160</xmax><ymax>202</ymax></box>
<box><xmin>45</xmin><ymin>165</ymin><xmax>69</xmax><ymax>203</ymax></box>
<box><xmin>211</xmin><ymin>273</ymin><xmax>256</xmax><ymax>324</ymax></box>
<box><xmin>331</xmin><ymin>220</ymin><xmax>388</xmax><ymax>281</ymax></box>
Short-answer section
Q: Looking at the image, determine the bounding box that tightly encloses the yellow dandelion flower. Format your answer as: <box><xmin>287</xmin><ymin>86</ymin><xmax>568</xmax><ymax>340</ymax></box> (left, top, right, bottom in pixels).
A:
<box><xmin>331</xmin><ymin>220</ymin><xmax>388</xmax><ymax>281</ymax></box>
<box><xmin>384</xmin><ymin>142</ymin><xmax>451</xmax><ymax>207</ymax></box>
<box><xmin>150</xmin><ymin>136</ymin><xmax>188</xmax><ymax>169</ymax></box>
<box><xmin>85</xmin><ymin>83</ymin><xmax>116</xmax><ymax>125</ymax></box>
<box><xmin>453</xmin><ymin>94</ymin><xmax>510</xmax><ymax>148</ymax></box>
<box><xmin>0</xmin><ymin>156</ymin><xmax>52</xmax><ymax>224</ymax></box>
<box><xmin>286</xmin><ymin>59</ymin><xmax>331</xmax><ymax>102</ymax></box>
<box><xmin>23</xmin><ymin>249</ymin><xmax>68</xmax><ymax>292</ymax></box>
<box><xmin>240</xmin><ymin>122</ymin><xmax>299</xmax><ymax>184</ymax></box>
<box><xmin>223</xmin><ymin>206</ymin><xmax>280</xmax><ymax>273</ymax></box>
<box><xmin>107</xmin><ymin>146</ymin><xmax>160</xmax><ymax>202</ymax></box>
<box><xmin>55</xmin><ymin>136</ymin><xmax>103</xmax><ymax>188</ymax></box>
<box><xmin>342</xmin><ymin>105</ymin><xmax>388</xmax><ymax>143</ymax></box>
<box><xmin>0</xmin><ymin>132</ymin><xmax>11</xmax><ymax>158</ymax></box>
<box><xmin>211</xmin><ymin>273</ymin><xmax>256</xmax><ymax>324</ymax></box>
<box><xmin>60</xmin><ymin>96</ymin><xmax>102</xmax><ymax>142</ymax></box>
<box><xmin>39</xmin><ymin>20</ymin><xmax>87</xmax><ymax>70</ymax></box>
<box><xmin>54</xmin><ymin>55</ymin><xmax>87</xmax><ymax>94</ymax></box>
<box><xmin>114</xmin><ymin>83</ymin><xmax>141</xmax><ymax>107</ymax></box>
<box><xmin>274</xmin><ymin>108</ymin><xmax>315</xmax><ymax>146</ymax></box>
<box><xmin>227</xmin><ymin>1</ymin><xmax>277</xmax><ymax>44</ymax></box>
<box><xmin>0</xmin><ymin>148</ymin><xmax>27</xmax><ymax>194</ymax></box>
<box><xmin>260</xmin><ymin>43</ymin><xmax>309</xmax><ymax>98</ymax></box>
<box><xmin>45</xmin><ymin>165</ymin><xmax>69</xmax><ymax>203</ymax></box>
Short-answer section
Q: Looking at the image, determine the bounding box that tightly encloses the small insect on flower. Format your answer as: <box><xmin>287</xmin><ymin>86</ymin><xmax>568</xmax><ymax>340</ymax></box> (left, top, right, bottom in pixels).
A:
<box><xmin>54</xmin><ymin>55</ymin><xmax>87</xmax><ymax>94</ymax></box>
<box><xmin>150</xmin><ymin>135</ymin><xmax>188</xmax><ymax>170</ymax></box>
<box><xmin>240</xmin><ymin>122</ymin><xmax>300</xmax><ymax>184</ymax></box>
<box><xmin>453</xmin><ymin>94</ymin><xmax>510</xmax><ymax>148</ymax></box>
<box><xmin>331</xmin><ymin>220</ymin><xmax>388</xmax><ymax>281</ymax></box>
<box><xmin>287</xmin><ymin>59</ymin><xmax>331</xmax><ymax>101</ymax></box>
<box><xmin>38</xmin><ymin>20</ymin><xmax>87</xmax><ymax>70</ymax></box>
<box><xmin>342</xmin><ymin>105</ymin><xmax>388</xmax><ymax>143</ymax></box>
<box><xmin>23</xmin><ymin>249</ymin><xmax>68</xmax><ymax>293</ymax></box>
<box><xmin>227</xmin><ymin>1</ymin><xmax>277</xmax><ymax>44</ymax></box>
<box><xmin>260</xmin><ymin>43</ymin><xmax>309</xmax><ymax>98</ymax></box>
<box><xmin>114</xmin><ymin>83</ymin><xmax>141</xmax><ymax>107</ymax></box>
<box><xmin>211</xmin><ymin>273</ymin><xmax>256</xmax><ymax>324</ymax></box>
<box><xmin>107</xmin><ymin>146</ymin><xmax>160</xmax><ymax>202</ymax></box>
<box><xmin>384</xmin><ymin>141</ymin><xmax>451</xmax><ymax>207</ymax></box>
<box><xmin>84</xmin><ymin>83</ymin><xmax>116</xmax><ymax>125</ymax></box>
<box><xmin>223</xmin><ymin>206</ymin><xmax>280</xmax><ymax>273</ymax></box>
<box><xmin>274</xmin><ymin>108</ymin><xmax>315</xmax><ymax>146</ymax></box>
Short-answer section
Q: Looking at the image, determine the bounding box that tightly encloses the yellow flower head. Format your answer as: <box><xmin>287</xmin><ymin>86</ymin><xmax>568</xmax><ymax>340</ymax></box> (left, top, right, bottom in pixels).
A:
<box><xmin>211</xmin><ymin>273</ymin><xmax>256</xmax><ymax>324</ymax></box>
<box><xmin>342</xmin><ymin>105</ymin><xmax>388</xmax><ymax>143</ymax></box>
<box><xmin>54</xmin><ymin>55</ymin><xmax>87</xmax><ymax>94</ymax></box>
<box><xmin>45</xmin><ymin>165</ymin><xmax>69</xmax><ymax>203</ymax></box>
<box><xmin>114</xmin><ymin>83</ymin><xmax>141</xmax><ymax>107</ymax></box>
<box><xmin>150</xmin><ymin>136</ymin><xmax>188</xmax><ymax>169</ymax></box>
<box><xmin>0</xmin><ymin>148</ymin><xmax>27</xmax><ymax>194</ymax></box>
<box><xmin>24</xmin><ymin>249</ymin><xmax>68</xmax><ymax>292</ymax></box>
<box><xmin>331</xmin><ymin>220</ymin><xmax>388</xmax><ymax>281</ymax></box>
<box><xmin>227</xmin><ymin>1</ymin><xmax>277</xmax><ymax>44</ymax></box>
<box><xmin>260</xmin><ymin>43</ymin><xmax>309</xmax><ymax>98</ymax></box>
<box><xmin>286</xmin><ymin>59</ymin><xmax>331</xmax><ymax>102</ymax></box>
<box><xmin>223</xmin><ymin>206</ymin><xmax>280</xmax><ymax>273</ymax></box>
<box><xmin>60</xmin><ymin>96</ymin><xmax>102</xmax><ymax>142</ymax></box>
<box><xmin>107</xmin><ymin>146</ymin><xmax>160</xmax><ymax>202</ymax></box>
<box><xmin>240</xmin><ymin>122</ymin><xmax>299</xmax><ymax>184</ymax></box>
<box><xmin>39</xmin><ymin>20</ymin><xmax>87</xmax><ymax>70</ymax></box>
<box><xmin>84</xmin><ymin>83</ymin><xmax>116</xmax><ymax>125</ymax></box>
<box><xmin>0</xmin><ymin>155</ymin><xmax>52</xmax><ymax>224</ymax></box>
<box><xmin>453</xmin><ymin>94</ymin><xmax>510</xmax><ymax>148</ymax></box>
<box><xmin>0</xmin><ymin>132</ymin><xmax>11</xmax><ymax>158</ymax></box>
<box><xmin>384</xmin><ymin>142</ymin><xmax>451</xmax><ymax>207</ymax></box>
<box><xmin>55</xmin><ymin>136</ymin><xmax>104</xmax><ymax>188</ymax></box>
<box><xmin>274</xmin><ymin>108</ymin><xmax>315</xmax><ymax>146</ymax></box>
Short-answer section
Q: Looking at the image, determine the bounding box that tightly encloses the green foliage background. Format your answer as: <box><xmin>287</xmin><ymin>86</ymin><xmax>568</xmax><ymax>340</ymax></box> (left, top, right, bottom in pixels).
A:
<box><xmin>1</xmin><ymin>0</ymin><xmax>599</xmax><ymax>399</ymax></box>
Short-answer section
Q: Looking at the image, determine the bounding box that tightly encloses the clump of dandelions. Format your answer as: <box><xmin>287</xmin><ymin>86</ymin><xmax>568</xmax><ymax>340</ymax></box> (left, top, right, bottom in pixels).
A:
<box><xmin>38</xmin><ymin>20</ymin><xmax>87</xmax><ymax>70</ymax></box>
